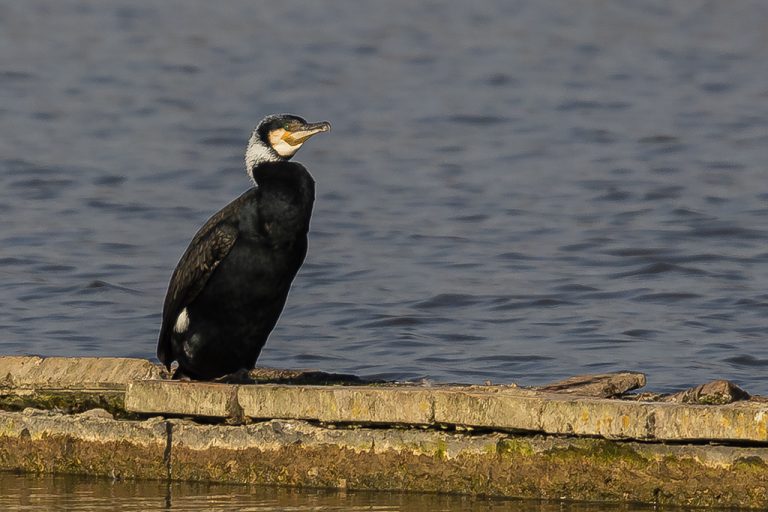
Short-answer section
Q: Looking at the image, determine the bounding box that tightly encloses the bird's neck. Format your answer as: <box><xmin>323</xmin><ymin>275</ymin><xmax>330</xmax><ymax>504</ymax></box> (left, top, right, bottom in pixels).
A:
<box><xmin>250</xmin><ymin>161</ymin><xmax>313</xmax><ymax>190</ymax></box>
<box><xmin>250</xmin><ymin>162</ymin><xmax>315</xmax><ymax>241</ymax></box>
<box><xmin>245</xmin><ymin>140</ymin><xmax>283</xmax><ymax>183</ymax></box>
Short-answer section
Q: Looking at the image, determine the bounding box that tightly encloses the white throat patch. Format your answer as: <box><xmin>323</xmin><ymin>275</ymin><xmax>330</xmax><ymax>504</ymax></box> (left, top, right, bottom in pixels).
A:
<box><xmin>245</xmin><ymin>136</ymin><xmax>281</xmax><ymax>182</ymax></box>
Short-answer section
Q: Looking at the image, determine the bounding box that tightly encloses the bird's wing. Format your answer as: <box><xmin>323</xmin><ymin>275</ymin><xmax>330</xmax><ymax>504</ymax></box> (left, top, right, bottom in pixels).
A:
<box><xmin>156</xmin><ymin>189</ymin><xmax>257</xmax><ymax>367</ymax></box>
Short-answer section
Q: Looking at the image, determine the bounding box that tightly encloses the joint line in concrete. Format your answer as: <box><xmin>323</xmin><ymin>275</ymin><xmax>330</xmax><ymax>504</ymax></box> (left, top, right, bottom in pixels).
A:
<box><xmin>163</xmin><ymin>421</ymin><xmax>172</xmax><ymax>482</ymax></box>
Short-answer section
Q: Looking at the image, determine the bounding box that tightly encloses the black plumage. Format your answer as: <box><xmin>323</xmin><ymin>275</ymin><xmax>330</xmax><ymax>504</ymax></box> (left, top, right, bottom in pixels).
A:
<box><xmin>157</xmin><ymin>114</ymin><xmax>329</xmax><ymax>380</ymax></box>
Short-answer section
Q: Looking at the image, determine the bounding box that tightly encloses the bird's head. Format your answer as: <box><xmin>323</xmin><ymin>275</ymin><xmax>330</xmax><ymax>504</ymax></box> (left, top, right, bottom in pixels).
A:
<box><xmin>245</xmin><ymin>114</ymin><xmax>331</xmax><ymax>178</ymax></box>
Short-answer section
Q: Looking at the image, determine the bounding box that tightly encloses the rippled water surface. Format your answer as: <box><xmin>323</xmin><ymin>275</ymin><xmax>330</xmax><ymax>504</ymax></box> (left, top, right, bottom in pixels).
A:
<box><xmin>0</xmin><ymin>473</ymin><xmax>652</xmax><ymax>512</ymax></box>
<box><xmin>2</xmin><ymin>1</ymin><xmax>768</xmax><ymax>393</ymax></box>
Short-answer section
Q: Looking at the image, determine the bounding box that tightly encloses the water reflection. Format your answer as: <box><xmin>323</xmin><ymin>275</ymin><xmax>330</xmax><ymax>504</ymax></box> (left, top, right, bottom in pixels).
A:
<box><xmin>0</xmin><ymin>472</ymin><xmax>657</xmax><ymax>512</ymax></box>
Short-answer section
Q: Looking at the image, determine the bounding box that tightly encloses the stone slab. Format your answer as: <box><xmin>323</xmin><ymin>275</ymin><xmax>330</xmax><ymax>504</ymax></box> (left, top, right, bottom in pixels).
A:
<box><xmin>0</xmin><ymin>356</ymin><xmax>162</xmax><ymax>390</ymax></box>
<box><xmin>125</xmin><ymin>381</ymin><xmax>768</xmax><ymax>443</ymax></box>
<box><xmin>237</xmin><ymin>384</ymin><xmax>435</xmax><ymax>424</ymax></box>
<box><xmin>1</xmin><ymin>356</ymin><xmax>765</xmax><ymax>444</ymax></box>
<box><xmin>434</xmin><ymin>388</ymin><xmax>768</xmax><ymax>442</ymax></box>
<box><xmin>169</xmin><ymin>419</ymin><xmax>768</xmax><ymax>507</ymax></box>
<box><xmin>0</xmin><ymin>408</ymin><xmax>168</xmax><ymax>480</ymax></box>
<box><xmin>3</xmin><ymin>409</ymin><xmax>763</xmax><ymax>508</ymax></box>
<box><xmin>125</xmin><ymin>380</ymin><xmax>241</xmax><ymax>419</ymax></box>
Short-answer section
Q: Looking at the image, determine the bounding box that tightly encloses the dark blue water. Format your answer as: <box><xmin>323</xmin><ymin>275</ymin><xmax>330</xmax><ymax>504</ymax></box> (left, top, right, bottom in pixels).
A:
<box><xmin>2</xmin><ymin>1</ymin><xmax>768</xmax><ymax>394</ymax></box>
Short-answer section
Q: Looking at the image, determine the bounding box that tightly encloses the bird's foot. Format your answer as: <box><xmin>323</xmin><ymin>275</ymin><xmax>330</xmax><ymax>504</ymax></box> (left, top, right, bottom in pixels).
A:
<box><xmin>170</xmin><ymin>368</ymin><xmax>194</xmax><ymax>381</ymax></box>
<box><xmin>212</xmin><ymin>368</ymin><xmax>255</xmax><ymax>384</ymax></box>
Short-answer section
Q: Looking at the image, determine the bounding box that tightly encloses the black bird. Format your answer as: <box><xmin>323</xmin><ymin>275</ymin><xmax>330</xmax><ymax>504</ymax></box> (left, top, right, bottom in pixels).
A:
<box><xmin>157</xmin><ymin>114</ymin><xmax>331</xmax><ymax>380</ymax></box>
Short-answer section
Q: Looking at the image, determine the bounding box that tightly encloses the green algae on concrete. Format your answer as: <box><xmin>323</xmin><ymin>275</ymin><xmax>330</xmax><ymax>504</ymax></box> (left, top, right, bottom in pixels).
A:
<box><xmin>168</xmin><ymin>418</ymin><xmax>768</xmax><ymax>507</ymax></box>
<box><xmin>0</xmin><ymin>356</ymin><xmax>162</xmax><ymax>418</ymax></box>
<box><xmin>1</xmin><ymin>409</ymin><xmax>767</xmax><ymax>508</ymax></box>
<box><xmin>0</xmin><ymin>390</ymin><xmax>127</xmax><ymax>418</ymax></box>
<box><xmin>0</xmin><ymin>356</ymin><xmax>164</xmax><ymax>419</ymax></box>
<box><xmin>0</xmin><ymin>409</ymin><xmax>168</xmax><ymax>481</ymax></box>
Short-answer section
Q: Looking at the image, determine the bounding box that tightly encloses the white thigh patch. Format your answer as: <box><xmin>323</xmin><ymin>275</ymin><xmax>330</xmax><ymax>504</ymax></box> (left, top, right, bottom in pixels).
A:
<box><xmin>174</xmin><ymin>308</ymin><xmax>190</xmax><ymax>333</ymax></box>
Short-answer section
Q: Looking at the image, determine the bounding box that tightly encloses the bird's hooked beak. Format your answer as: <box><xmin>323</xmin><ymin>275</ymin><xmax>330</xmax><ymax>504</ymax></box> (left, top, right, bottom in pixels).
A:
<box><xmin>283</xmin><ymin>121</ymin><xmax>331</xmax><ymax>146</ymax></box>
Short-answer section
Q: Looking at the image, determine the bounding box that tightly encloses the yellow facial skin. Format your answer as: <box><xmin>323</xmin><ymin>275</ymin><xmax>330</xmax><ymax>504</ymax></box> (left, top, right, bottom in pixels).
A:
<box><xmin>268</xmin><ymin>121</ymin><xmax>331</xmax><ymax>158</ymax></box>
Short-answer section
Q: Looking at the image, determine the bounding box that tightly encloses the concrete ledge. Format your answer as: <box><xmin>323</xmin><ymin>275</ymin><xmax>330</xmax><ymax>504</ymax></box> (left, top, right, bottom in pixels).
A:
<box><xmin>125</xmin><ymin>380</ymin><xmax>241</xmax><ymax>419</ymax></box>
<box><xmin>238</xmin><ymin>384</ymin><xmax>435</xmax><ymax>424</ymax></box>
<box><xmin>171</xmin><ymin>420</ymin><xmax>768</xmax><ymax>506</ymax></box>
<box><xmin>0</xmin><ymin>356</ymin><xmax>162</xmax><ymax>390</ymax></box>
<box><xmin>126</xmin><ymin>381</ymin><xmax>768</xmax><ymax>443</ymax></box>
<box><xmin>4</xmin><ymin>356</ymin><xmax>768</xmax><ymax>507</ymax></box>
<box><xmin>434</xmin><ymin>388</ymin><xmax>768</xmax><ymax>442</ymax></box>
<box><xmin>0</xmin><ymin>409</ymin><xmax>767</xmax><ymax>508</ymax></box>
<box><xmin>0</xmin><ymin>409</ymin><xmax>168</xmax><ymax>480</ymax></box>
<box><xmin>0</xmin><ymin>357</ymin><xmax>164</xmax><ymax>417</ymax></box>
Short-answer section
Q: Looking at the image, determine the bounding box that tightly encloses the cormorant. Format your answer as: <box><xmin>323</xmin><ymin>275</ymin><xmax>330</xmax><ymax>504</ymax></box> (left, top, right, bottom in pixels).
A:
<box><xmin>156</xmin><ymin>114</ymin><xmax>331</xmax><ymax>380</ymax></box>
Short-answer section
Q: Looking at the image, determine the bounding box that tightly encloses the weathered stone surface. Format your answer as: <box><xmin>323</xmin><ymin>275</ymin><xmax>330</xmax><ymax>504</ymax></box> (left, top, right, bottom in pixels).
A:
<box><xmin>169</xmin><ymin>418</ymin><xmax>768</xmax><ymax>508</ymax></box>
<box><xmin>536</xmin><ymin>372</ymin><xmax>646</xmax><ymax>397</ymax></box>
<box><xmin>0</xmin><ymin>389</ymin><xmax>127</xmax><ymax>417</ymax></box>
<box><xmin>431</xmin><ymin>387</ymin><xmax>544</xmax><ymax>432</ymax></box>
<box><xmin>0</xmin><ymin>409</ymin><xmax>168</xmax><ymax>480</ymax></box>
<box><xmin>0</xmin><ymin>409</ymin><xmax>767</xmax><ymax>507</ymax></box>
<box><xmin>125</xmin><ymin>380</ymin><xmax>241</xmax><ymax>419</ymax></box>
<box><xmin>0</xmin><ymin>356</ymin><xmax>163</xmax><ymax>390</ymax></box>
<box><xmin>663</xmin><ymin>379</ymin><xmax>751</xmax><ymax>405</ymax></box>
<box><xmin>435</xmin><ymin>388</ymin><xmax>768</xmax><ymax>442</ymax></box>
<box><xmin>0</xmin><ymin>356</ymin><xmax>164</xmax><ymax>417</ymax></box>
<box><xmin>125</xmin><ymin>381</ymin><xmax>768</xmax><ymax>443</ymax></box>
<box><xmin>652</xmin><ymin>401</ymin><xmax>768</xmax><ymax>442</ymax></box>
<box><xmin>0</xmin><ymin>356</ymin><xmax>44</xmax><ymax>387</ymax></box>
<box><xmin>238</xmin><ymin>385</ymin><xmax>435</xmax><ymax>424</ymax></box>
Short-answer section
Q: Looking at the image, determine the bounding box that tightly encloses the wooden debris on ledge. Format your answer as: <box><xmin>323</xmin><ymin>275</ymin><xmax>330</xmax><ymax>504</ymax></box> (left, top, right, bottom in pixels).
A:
<box><xmin>534</xmin><ymin>371</ymin><xmax>646</xmax><ymax>397</ymax></box>
<box><xmin>661</xmin><ymin>379</ymin><xmax>751</xmax><ymax>405</ymax></box>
